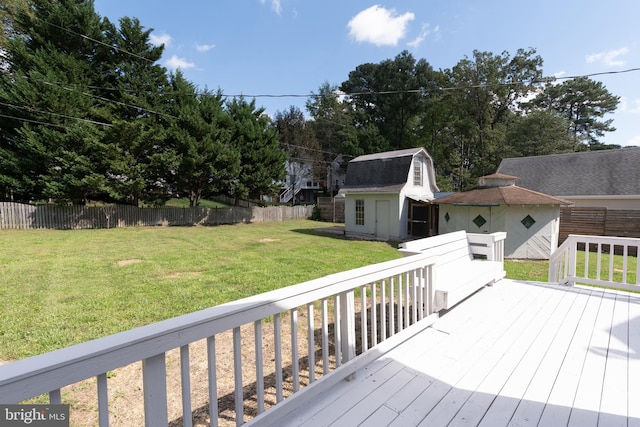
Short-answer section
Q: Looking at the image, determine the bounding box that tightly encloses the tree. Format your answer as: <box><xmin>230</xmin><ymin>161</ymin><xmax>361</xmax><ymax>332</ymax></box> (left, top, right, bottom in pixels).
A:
<box><xmin>527</xmin><ymin>77</ymin><xmax>619</xmax><ymax>150</ymax></box>
<box><xmin>227</xmin><ymin>97</ymin><xmax>285</xmax><ymax>202</ymax></box>
<box><xmin>340</xmin><ymin>50</ymin><xmax>437</xmax><ymax>152</ymax></box>
<box><xmin>441</xmin><ymin>48</ymin><xmax>543</xmax><ymax>188</ymax></box>
<box><xmin>0</xmin><ymin>0</ymin><xmax>109</xmax><ymax>202</ymax></box>
<box><xmin>504</xmin><ymin>110</ymin><xmax>573</xmax><ymax>158</ymax></box>
<box><xmin>167</xmin><ymin>72</ymin><xmax>239</xmax><ymax>207</ymax></box>
<box><xmin>99</xmin><ymin>16</ymin><xmax>173</xmax><ymax>206</ymax></box>
<box><xmin>275</xmin><ymin>106</ymin><xmax>323</xmax><ymax>199</ymax></box>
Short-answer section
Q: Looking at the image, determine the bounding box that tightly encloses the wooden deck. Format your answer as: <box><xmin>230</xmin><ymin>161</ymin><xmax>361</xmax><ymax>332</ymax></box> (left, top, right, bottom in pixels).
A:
<box><xmin>263</xmin><ymin>279</ymin><xmax>640</xmax><ymax>427</ymax></box>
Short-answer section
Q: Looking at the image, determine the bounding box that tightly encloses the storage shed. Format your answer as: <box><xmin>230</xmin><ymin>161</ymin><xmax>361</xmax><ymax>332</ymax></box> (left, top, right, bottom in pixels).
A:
<box><xmin>434</xmin><ymin>174</ymin><xmax>572</xmax><ymax>259</ymax></box>
<box><xmin>340</xmin><ymin>147</ymin><xmax>439</xmax><ymax>241</ymax></box>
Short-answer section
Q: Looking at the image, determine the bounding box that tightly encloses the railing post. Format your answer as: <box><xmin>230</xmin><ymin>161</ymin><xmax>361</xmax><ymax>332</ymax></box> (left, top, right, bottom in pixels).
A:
<box><xmin>568</xmin><ymin>239</ymin><xmax>578</xmax><ymax>286</ymax></box>
<box><xmin>142</xmin><ymin>353</ymin><xmax>168</xmax><ymax>427</ymax></box>
<box><xmin>339</xmin><ymin>290</ymin><xmax>356</xmax><ymax>369</ymax></box>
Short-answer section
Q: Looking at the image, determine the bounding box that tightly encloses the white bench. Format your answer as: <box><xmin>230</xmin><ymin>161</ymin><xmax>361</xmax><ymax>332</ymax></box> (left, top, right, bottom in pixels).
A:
<box><xmin>398</xmin><ymin>230</ymin><xmax>506</xmax><ymax>311</ymax></box>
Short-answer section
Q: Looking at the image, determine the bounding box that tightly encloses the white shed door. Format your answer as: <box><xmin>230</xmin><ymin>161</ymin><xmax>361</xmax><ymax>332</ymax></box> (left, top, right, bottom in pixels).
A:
<box><xmin>376</xmin><ymin>200</ymin><xmax>390</xmax><ymax>240</ymax></box>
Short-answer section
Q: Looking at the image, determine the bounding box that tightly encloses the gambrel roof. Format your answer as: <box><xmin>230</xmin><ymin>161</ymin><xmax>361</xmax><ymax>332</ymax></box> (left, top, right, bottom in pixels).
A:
<box><xmin>341</xmin><ymin>147</ymin><xmax>439</xmax><ymax>194</ymax></box>
<box><xmin>497</xmin><ymin>148</ymin><xmax>640</xmax><ymax>196</ymax></box>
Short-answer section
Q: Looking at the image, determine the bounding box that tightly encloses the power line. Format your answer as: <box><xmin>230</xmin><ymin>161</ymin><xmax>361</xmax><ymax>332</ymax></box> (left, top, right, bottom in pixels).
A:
<box><xmin>0</xmin><ymin>101</ymin><xmax>112</xmax><ymax>127</ymax></box>
<box><xmin>0</xmin><ymin>113</ymin><xmax>72</xmax><ymax>130</ymax></box>
<box><xmin>44</xmin><ymin>20</ymin><xmax>157</xmax><ymax>64</ymax></box>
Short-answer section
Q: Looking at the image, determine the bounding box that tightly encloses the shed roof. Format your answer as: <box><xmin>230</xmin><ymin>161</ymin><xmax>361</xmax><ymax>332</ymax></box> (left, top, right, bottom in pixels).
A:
<box><xmin>341</xmin><ymin>147</ymin><xmax>438</xmax><ymax>193</ymax></box>
<box><xmin>434</xmin><ymin>184</ymin><xmax>572</xmax><ymax>206</ymax></box>
<box><xmin>496</xmin><ymin>148</ymin><xmax>640</xmax><ymax>196</ymax></box>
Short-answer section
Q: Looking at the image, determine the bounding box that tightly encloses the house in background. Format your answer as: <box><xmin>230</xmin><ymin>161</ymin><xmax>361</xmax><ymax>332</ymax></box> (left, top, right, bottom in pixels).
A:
<box><xmin>434</xmin><ymin>173</ymin><xmax>572</xmax><ymax>259</ymax></box>
<box><xmin>340</xmin><ymin>147</ymin><xmax>439</xmax><ymax>241</ymax></box>
<box><xmin>497</xmin><ymin>147</ymin><xmax>640</xmax><ymax>209</ymax></box>
<box><xmin>279</xmin><ymin>159</ymin><xmax>321</xmax><ymax>205</ymax></box>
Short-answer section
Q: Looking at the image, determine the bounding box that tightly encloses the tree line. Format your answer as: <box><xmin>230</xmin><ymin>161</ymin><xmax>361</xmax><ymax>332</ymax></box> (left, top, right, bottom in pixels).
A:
<box><xmin>0</xmin><ymin>0</ymin><xmax>621</xmax><ymax>206</ymax></box>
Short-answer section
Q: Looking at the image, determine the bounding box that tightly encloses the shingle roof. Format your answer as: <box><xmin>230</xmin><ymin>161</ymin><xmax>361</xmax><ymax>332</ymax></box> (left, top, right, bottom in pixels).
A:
<box><xmin>341</xmin><ymin>148</ymin><xmax>431</xmax><ymax>193</ymax></box>
<box><xmin>433</xmin><ymin>185</ymin><xmax>572</xmax><ymax>206</ymax></box>
<box><xmin>496</xmin><ymin>148</ymin><xmax>640</xmax><ymax>196</ymax></box>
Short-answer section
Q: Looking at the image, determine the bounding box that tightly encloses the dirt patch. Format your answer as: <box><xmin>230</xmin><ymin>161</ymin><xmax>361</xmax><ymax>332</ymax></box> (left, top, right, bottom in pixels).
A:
<box><xmin>165</xmin><ymin>271</ymin><xmax>203</xmax><ymax>279</ymax></box>
<box><xmin>57</xmin><ymin>305</ymin><xmax>344</xmax><ymax>426</ymax></box>
<box><xmin>116</xmin><ymin>259</ymin><xmax>144</xmax><ymax>267</ymax></box>
<box><xmin>258</xmin><ymin>238</ymin><xmax>280</xmax><ymax>243</ymax></box>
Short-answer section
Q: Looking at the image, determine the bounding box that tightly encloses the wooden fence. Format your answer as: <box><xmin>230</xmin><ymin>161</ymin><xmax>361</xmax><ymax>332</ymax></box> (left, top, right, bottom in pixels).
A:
<box><xmin>559</xmin><ymin>207</ymin><xmax>640</xmax><ymax>243</ymax></box>
<box><xmin>317</xmin><ymin>197</ymin><xmax>345</xmax><ymax>223</ymax></box>
<box><xmin>0</xmin><ymin>202</ymin><xmax>313</xmax><ymax>230</ymax></box>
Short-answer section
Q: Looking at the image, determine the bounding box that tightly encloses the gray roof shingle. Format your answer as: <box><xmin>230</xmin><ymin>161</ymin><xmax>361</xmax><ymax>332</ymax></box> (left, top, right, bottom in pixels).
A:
<box><xmin>496</xmin><ymin>148</ymin><xmax>640</xmax><ymax>196</ymax></box>
<box><xmin>342</xmin><ymin>148</ymin><xmax>423</xmax><ymax>193</ymax></box>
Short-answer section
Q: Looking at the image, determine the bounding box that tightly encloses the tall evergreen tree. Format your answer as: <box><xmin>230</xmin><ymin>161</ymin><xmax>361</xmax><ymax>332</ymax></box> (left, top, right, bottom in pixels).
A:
<box><xmin>227</xmin><ymin>97</ymin><xmax>286</xmax><ymax>202</ymax></box>
<box><xmin>99</xmin><ymin>16</ymin><xmax>173</xmax><ymax>205</ymax></box>
<box><xmin>167</xmin><ymin>72</ymin><xmax>239</xmax><ymax>207</ymax></box>
<box><xmin>527</xmin><ymin>77</ymin><xmax>619</xmax><ymax>150</ymax></box>
<box><xmin>0</xmin><ymin>0</ymin><xmax>109</xmax><ymax>202</ymax></box>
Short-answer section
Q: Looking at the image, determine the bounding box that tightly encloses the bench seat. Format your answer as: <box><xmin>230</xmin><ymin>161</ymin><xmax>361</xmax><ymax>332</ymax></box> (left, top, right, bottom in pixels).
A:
<box><xmin>399</xmin><ymin>230</ymin><xmax>506</xmax><ymax>311</ymax></box>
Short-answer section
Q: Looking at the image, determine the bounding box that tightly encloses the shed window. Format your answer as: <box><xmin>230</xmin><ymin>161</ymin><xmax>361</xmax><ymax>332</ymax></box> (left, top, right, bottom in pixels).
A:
<box><xmin>355</xmin><ymin>199</ymin><xmax>365</xmax><ymax>226</ymax></box>
<box><xmin>413</xmin><ymin>159</ymin><xmax>422</xmax><ymax>186</ymax></box>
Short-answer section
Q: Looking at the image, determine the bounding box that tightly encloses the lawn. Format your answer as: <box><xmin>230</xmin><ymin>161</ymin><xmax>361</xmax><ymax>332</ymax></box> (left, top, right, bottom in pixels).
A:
<box><xmin>1</xmin><ymin>221</ymin><xmax>578</xmax><ymax>362</ymax></box>
<box><xmin>0</xmin><ymin>220</ymin><xmax>401</xmax><ymax>361</ymax></box>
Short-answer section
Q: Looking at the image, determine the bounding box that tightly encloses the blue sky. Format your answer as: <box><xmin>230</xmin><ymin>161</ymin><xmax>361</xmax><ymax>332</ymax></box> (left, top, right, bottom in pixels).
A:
<box><xmin>93</xmin><ymin>0</ymin><xmax>640</xmax><ymax>147</ymax></box>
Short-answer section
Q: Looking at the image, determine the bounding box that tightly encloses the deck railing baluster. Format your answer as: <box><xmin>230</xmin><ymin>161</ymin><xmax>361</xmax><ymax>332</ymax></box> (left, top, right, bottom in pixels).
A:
<box><xmin>96</xmin><ymin>373</ymin><xmax>108</xmax><ymax>427</ymax></box>
<box><xmin>274</xmin><ymin>313</ymin><xmax>283</xmax><ymax>403</ymax></box>
<box><xmin>207</xmin><ymin>336</ymin><xmax>218</xmax><ymax>427</ymax></box>
<box><xmin>291</xmin><ymin>308</ymin><xmax>299</xmax><ymax>393</ymax></box>
<box><xmin>142</xmin><ymin>353</ymin><xmax>168</xmax><ymax>427</ymax></box>
<box><xmin>361</xmin><ymin>286</ymin><xmax>368</xmax><ymax>352</ymax></box>
<box><xmin>254</xmin><ymin>320</ymin><xmax>265</xmax><ymax>414</ymax></box>
<box><xmin>232</xmin><ymin>327</ymin><xmax>243</xmax><ymax>426</ymax></box>
<box><xmin>180</xmin><ymin>345</ymin><xmax>193</xmax><ymax>427</ymax></box>
<box><xmin>321</xmin><ymin>298</ymin><xmax>329</xmax><ymax>375</ymax></box>
<box><xmin>306</xmin><ymin>303</ymin><xmax>315</xmax><ymax>384</ymax></box>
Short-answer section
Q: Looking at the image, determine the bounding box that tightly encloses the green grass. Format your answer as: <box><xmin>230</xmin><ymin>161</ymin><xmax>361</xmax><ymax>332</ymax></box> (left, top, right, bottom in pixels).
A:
<box><xmin>504</xmin><ymin>259</ymin><xmax>550</xmax><ymax>281</ymax></box>
<box><xmin>0</xmin><ymin>221</ymin><xmax>400</xmax><ymax>360</ymax></box>
<box><xmin>504</xmin><ymin>250</ymin><xmax>637</xmax><ymax>285</ymax></box>
<box><xmin>4</xmin><ymin>221</ymin><xmax>633</xmax><ymax>362</ymax></box>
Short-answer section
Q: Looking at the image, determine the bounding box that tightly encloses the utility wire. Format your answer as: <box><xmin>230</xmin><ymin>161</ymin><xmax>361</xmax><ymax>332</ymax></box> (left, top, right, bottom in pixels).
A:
<box><xmin>44</xmin><ymin>20</ymin><xmax>157</xmax><ymax>64</ymax></box>
<box><xmin>0</xmin><ymin>112</ymin><xmax>72</xmax><ymax>130</ymax></box>
<box><xmin>0</xmin><ymin>101</ymin><xmax>112</xmax><ymax>127</ymax></box>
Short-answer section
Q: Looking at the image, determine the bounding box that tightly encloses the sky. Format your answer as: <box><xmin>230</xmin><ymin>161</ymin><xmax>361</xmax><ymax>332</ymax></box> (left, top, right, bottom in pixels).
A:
<box><xmin>93</xmin><ymin>0</ymin><xmax>640</xmax><ymax>147</ymax></box>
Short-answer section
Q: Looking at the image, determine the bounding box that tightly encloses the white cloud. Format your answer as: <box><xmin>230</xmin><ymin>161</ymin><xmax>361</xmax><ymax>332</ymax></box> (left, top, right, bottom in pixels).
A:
<box><xmin>150</xmin><ymin>32</ymin><xmax>172</xmax><ymax>47</ymax></box>
<box><xmin>626</xmin><ymin>135</ymin><xmax>640</xmax><ymax>146</ymax></box>
<box><xmin>620</xmin><ymin>97</ymin><xmax>640</xmax><ymax>115</ymax></box>
<box><xmin>407</xmin><ymin>23</ymin><xmax>439</xmax><ymax>48</ymax></box>
<box><xmin>586</xmin><ymin>47</ymin><xmax>629</xmax><ymax>67</ymax></box>
<box><xmin>196</xmin><ymin>44</ymin><xmax>216</xmax><ymax>52</ymax></box>
<box><xmin>164</xmin><ymin>55</ymin><xmax>195</xmax><ymax>70</ymax></box>
<box><xmin>259</xmin><ymin>0</ymin><xmax>282</xmax><ymax>15</ymax></box>
<box><xmin>348</xmin><ymin>5</ymin><xmax>415</xmax><ymax>46</ymax></box>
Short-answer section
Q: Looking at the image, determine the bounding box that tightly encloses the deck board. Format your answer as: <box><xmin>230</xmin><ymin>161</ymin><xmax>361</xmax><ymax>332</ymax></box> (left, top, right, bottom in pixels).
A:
<box><xmin>257</xmin><ymin>280</ymin><xmax>640</xmax><ymax>427</ymax></box>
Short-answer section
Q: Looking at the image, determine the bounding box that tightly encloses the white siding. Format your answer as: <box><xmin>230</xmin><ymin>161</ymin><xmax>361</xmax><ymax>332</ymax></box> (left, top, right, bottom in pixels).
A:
<box><xmin>345</xmin><ymin>194</ymin><xmax>401</xmax><ymax>240</ymax></box>
<box><xmin>438</xmin><ymin>204</ymin><xmax>561</xmax><ymax>259</ymax></box>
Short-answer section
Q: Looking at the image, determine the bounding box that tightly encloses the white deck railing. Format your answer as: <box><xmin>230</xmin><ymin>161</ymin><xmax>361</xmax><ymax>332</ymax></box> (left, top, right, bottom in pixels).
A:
<box><xmin>549</xmin><ymin>234</ymin><xmax>640</xmax><ymax>291</ymax></box>
<box><xmin>0</xmin><ymin>253</ymin><xmax>439</xmax><ymax>426</ymax></box>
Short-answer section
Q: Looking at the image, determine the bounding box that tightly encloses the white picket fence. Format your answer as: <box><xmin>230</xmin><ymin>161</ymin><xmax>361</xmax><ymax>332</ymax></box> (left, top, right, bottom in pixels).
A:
<box><xmin>548</xmin><ymin>234</ymin><xmax>640</xmax><ymax>291</ymax></box>
<box><xmin>0</xmin><ymin>202</ymin><xmax>313</xmax><ymax>229</ymax></box>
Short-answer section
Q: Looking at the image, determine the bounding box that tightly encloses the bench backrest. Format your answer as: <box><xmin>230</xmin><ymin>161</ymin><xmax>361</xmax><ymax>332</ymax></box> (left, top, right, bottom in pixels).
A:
<box><xmin>398</xmin><ymin>230</ymin><xmax>473</xmax><ymax>265</ymax></box>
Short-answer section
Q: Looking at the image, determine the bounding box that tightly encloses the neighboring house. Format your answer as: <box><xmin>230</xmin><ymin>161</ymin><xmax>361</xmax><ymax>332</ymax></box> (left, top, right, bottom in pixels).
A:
<box><xmin>280</xmin><ymin>159</ymin><xmax>321</xmax><ymax>204</ymax></box>
<box><xmin>434</xmin><ymin>173</ymin><xmax>572</xmax><ymax>259</ymax></box>
<box><xmin>340</xmin><ymin>147</ymin><xmax>439</xmax><ymax>241</ymax></box>
<box><xmin>497</xmin><ymin>148</ymin><xmax>640</xmax><ymax>209</ymax></box>
<box><xmin>326</xmin><ymin>154</ymin><xmax>347</xmax><ymax>197</ymax></box>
